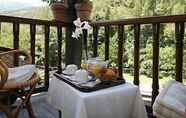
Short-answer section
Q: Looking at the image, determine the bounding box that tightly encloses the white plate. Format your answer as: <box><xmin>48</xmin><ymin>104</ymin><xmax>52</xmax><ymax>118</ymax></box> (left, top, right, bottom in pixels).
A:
<box><xmin>62</xmin><ymin>70</ymin><xmax>75</xmax><ymax>76</ymax></box>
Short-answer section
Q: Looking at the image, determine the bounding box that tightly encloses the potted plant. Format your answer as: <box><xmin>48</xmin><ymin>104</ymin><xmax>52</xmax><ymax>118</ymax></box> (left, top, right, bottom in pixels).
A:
<box><xmin>75</xmin><ymin>0</ymin><xmax>93</xmax><ymax>21</ymax></box>
<box><xmin>43</xmin><ymin>0</ymin><xmax>68</xmax><ymax>22</ymax></box>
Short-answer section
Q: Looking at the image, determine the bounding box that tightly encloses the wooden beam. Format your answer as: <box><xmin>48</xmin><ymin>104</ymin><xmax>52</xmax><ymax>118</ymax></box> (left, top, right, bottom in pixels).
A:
<box><xmin>30</xmin><ymin>24</ymin><xmax>36</xmax><ymax>64</ymax></box>
<box><xmin>118</xmin><ymin>25</ymin><xmax>124</xmax><ymax>78</ymax></box>
<box><xmin>13</xmin><ymin>22</ymin><xmax>20</xmax><ymax>66</ymax></box>
<box><xmin>57</xmin><ymin>26</ymin><xmax>62</xmax><ymax>73</ymax></box>
<box><xmin>44</xmin><ymin>25</ymin><xmax>50</xmax><ymax>89</ymax></box>
<box><xmin>152</xmin><ymin>23</ymin><xmax>160</xmax><ymax>105</ymax></box>
<box><xmin>133</xmin><ymin>24</ymin><xmax>140</xmax><ymax>86</ymax></box>
<box><xmin>0</xmin><ymin>15</ymin><xmax>68</xmax><ymax>26</ymax></box>
<box><xmin>93</xmin><ymin>26</ymin><xmax>99</xmax><ymax>57</ymax></box>
<box><xmin>91</xmin><ymin>14</ymin><xmax>186</xmax><ymax>26</ymax></box>
<box><xmin>105</xmin><ymin>26</ymin><xmax>110</xmax><ymax>61</ymax></box>
<box><xmin>175</xmin><ymin>22</ymin><xmax>184</xmax><ymax>82</ymax></box>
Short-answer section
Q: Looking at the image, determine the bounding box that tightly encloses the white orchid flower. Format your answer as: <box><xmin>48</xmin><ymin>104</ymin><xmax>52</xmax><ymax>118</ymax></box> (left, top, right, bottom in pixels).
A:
<box><xmin>81</xmin><ymin>21</ymin><xmax>91</xmax><ymax>30</ymax></box>
<box><xmin>72</xmin><ymin>32</ymin><xmax>78</xmax><ymax>39</ymax></box>
<box><xmin>72</xmin><ymin>18</ymin><xmax>92</xmax><ymax>39</ymax></box>
<box><xmin>75</xmin><ymin>28</ymin><xmax>83</xmax><ymax>35</ymax></box>
<box><xmin>73</xmin><ymin>18</ymin><xmax>81</xmax><ymax>28</ymax></box>
<box><xmin>72</xmin><ymin>27</ymin><xmax>83</xmax><ymax>39</ymax></box>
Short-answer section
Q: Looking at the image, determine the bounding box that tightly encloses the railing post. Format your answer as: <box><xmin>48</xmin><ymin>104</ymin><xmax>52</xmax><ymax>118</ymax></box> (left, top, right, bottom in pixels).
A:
<box><xmin>175</xmin><ymin>22</ymin><xmax>184</xmax><ymax>82</ymax></box>
<box><xmin>65</xmin><ymin>0</ymin><xmax>82</xmax><ymax>66</ymax></box>
<box><xmin>105</xmin><ymin>26</ymin><xmax>110</xmax><ymax>61</ymax></box>
<box><xmin>13</xmin><ymin>22</ymin><xmax>20</xmax><ymax>66</ymax></box>
<box><xmin>83</xmin><ymin>29</ymin><xmax>88</xmax><ymax>59</ymax></box>
<box><xmin>118</xmin><ymin>25</ymin><xmax>124</xmax><ymax>78</ymax></box>
<box><xmin>44</xmin><ymin>25</ymin><xmax>50</xmax><ymax>89</ymax></box>
<box><xmin>133</xmin><ymin>24</ymin><xmax>140</xmax><ymax>86</ymax></box>
<box><xmin>57</xmin><ymin>26</ymin><xmax>62</xmax><ymax>73</ymax></box>
<box><xmin>30</xmin><ymin>24</ymin><xmax>36</xmax><ymax>64</ymax></box>
<box><xmin>93</xmin><ymin>26</ymin><xmax>99</xmax><ymax>57</ymax></box>
<box><xmin>152</xmin><ymin>23</ymin><xmax>160</xmax><ymax>105</ymax></box>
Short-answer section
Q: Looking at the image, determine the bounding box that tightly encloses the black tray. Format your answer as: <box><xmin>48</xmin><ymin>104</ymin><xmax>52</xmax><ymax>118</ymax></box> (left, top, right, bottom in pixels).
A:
<box><xmin>54</xmin><ymin>71</ymin><xmax>126</xmax><ymax>92</ymax></box>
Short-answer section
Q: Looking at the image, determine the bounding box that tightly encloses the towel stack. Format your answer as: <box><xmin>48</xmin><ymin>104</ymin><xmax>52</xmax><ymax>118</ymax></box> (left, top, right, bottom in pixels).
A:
<box><xmin>153</xmin><ymin>80</ymin><xmax>186</xmax><ymax>118</ymax></box>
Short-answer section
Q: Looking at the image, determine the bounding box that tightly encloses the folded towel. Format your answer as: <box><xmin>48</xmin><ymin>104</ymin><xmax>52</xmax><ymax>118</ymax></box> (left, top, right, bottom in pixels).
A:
<box><xmin>153</xmin><ymin>80</ymin><xmax>186</xmax><ymax>118</ymax></box>
<box><xmin>8</xmin><ymin>65</ymin><xmax>36</xmax><ymax>82</ymax></box>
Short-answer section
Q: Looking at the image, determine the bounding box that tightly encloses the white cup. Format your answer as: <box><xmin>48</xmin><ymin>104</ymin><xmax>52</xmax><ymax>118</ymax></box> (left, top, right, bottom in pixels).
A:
<box><xmin>64</xmin><ymin>64</ymin><xmax>78</xmax><ymax>75</ymax></box>
<box><xmin>74</xmin><ymin>69</ymin><xmax>88</xmax><ymax>82</ymax></box>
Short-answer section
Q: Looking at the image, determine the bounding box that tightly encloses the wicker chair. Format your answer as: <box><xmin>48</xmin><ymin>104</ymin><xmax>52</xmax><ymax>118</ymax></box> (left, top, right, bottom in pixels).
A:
<box><xmin>0</xmin><ymin>47</ymin><xmax>40</xmax><ymax>118</ymax></box>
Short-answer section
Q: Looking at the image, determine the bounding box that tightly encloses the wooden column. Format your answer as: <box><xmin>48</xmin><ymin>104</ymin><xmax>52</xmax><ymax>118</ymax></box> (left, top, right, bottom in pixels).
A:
<box><xmin>13</xmin><ymin>22</ymin><xmax>20</xmax><ymax>66</ymax></box>
<box><xmin>57</xmin><ymin>26</ymin><xmax>62</xmax><ymax>72</ymax></box>
<box><xmin>133</xmin><ymin>24</ymin><xmax>140</xmax><ymax>85</ymax></box>
<box><xmin>118</xmin><ymin>25</ymin><xmax>124</xmax><ymax>78</ymax></box>
<box><xmin>65</xmin><ymin>0</ymin><xmax>82</xmax><ymax>66</ymax></box>
<box><xmin>152</xmin><ymin>23</ymin><xmax>160</xmax><ymax>105</ymax></box>
<box><xmin>93</xmin><ymin>26</ymin><xmax>99</xmax><ymax>57</ymax></box>
<box><xmin>175</xmin><ymin>22</ymin><xmax>184</xmax><ymax>82</ymax></box>
<box><xmin>105</xmin><ymin>26</ymin><xmax>110</xmax><ymax>61</ymax></box>
<box><xmin>44</xmin><ymin>25</ymin><xmax>50</xmax><ymax>89</ymax></box>
<box><xmin>30</xmin><ymin>24</ymin><xmax>36</xmax><ymax>64</ymax></box>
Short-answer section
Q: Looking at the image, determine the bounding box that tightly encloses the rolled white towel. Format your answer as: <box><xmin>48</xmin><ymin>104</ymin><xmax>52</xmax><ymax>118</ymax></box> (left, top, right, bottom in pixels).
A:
<box><xmin>153</xmin><ymin>80</ymin><xmax>186</xmax><ymax>118</ymax></box>
<box><xmin>8</xmin><ymin>65</ymin><xmax>36</xmax><ymax>82</ymax></box>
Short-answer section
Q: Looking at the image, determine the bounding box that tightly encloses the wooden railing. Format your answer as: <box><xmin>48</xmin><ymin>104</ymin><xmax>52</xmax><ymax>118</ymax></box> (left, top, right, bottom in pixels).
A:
<box><xmin>90</xmin><ymin>14</ymin><xmax>186</xmax><ymax>105</ymax></box>
<box><xmin>0</xmin><ymin>14</ymin><xmax>185</xmax><ymax>106</ymax></box>
<box><xmin>0</xmin><ymin>15</ymin><xmax>68</xmax><ymax>92</ymax></box>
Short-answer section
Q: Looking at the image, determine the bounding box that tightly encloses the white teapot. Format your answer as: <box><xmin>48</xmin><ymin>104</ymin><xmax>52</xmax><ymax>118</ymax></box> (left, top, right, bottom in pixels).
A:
<box><xmin>87</xmin><ymin>57</ymin><xmax>108</xmax><ymax>70</ymax></box>
<box><xmin>63</xmin><ymin>64</ymin><xmax>78</xmax><ymax>75</ymax></box>
<box><xmin>74</xmin><ymin>69</ymin><xmax>88</xmax><ymax>82</ymax></box>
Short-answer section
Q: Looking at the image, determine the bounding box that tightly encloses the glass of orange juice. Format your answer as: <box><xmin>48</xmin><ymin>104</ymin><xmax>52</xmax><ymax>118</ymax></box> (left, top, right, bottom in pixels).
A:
<box><xmin>87</xmin><ymin>57</ymin><xmax>108</xmax><ymax>78</ymax></box>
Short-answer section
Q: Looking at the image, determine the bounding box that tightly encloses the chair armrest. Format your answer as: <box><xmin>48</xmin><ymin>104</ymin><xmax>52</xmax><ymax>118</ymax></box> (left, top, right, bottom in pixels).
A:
<box><xmin>0</xmin><ymin>47</ymin><xmax>13</xmax><ymax>52</ymax></box>
<box><xmin>0</xmin><ymin>59</ymin><xmax>8</xmax><ymax>89</ymax></box>
<box><xmin>0</xmin><ymin>50</ymin><xmax>32</xmax><ymax>64</ymax></box>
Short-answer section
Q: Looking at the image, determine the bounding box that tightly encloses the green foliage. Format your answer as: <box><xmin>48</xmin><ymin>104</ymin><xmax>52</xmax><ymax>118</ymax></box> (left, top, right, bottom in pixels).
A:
<box><xmin>159</xmin><ymin>47</ymin><xmax>175</xmax><ymax>77</ymax></box>
<box><xmin>31</xmin><ymin>7</ymin><xmax>52</xmax><ymax>20</ymax></box>
<box><xmin>184</xmin><ymin>50</ymin><xmax>186</xmax><ymax>79</ymax></box>
<box><xmin>91</xmin><ymin>0</ymin><xmax>186</xmax><ymax>20</ymax></box>
<box><xmin>98</xmin><ymin>30</ymin><xmax>118</xmax><ymax>67</ymax></box>
<box><xmin>140</xmin><ymin>45</ymin><xmax>153</xmax><ymax>77</ymax></box>
<box><xmin>48</xmin><ymin>29</ymin><xmax>59</xmax><ymax>67</ymax></box>
<box><xmin>34</xmin><ymin>27</ymin><xmax>65</xmax><ymax>67</ymax></box>
<box><xmin>0</xmin><ymin>23</ymin><xmax>13</xmax><ymax>48</ymax></box>
<box><xmin>91</xmin><ymin>0</ymin><xmax>186</xmax><ymax>79</ymax></box>
<box><xmin>138</xmin><ymin>45</ymin><xmax>176</xmax><ymax>78</ymax></box>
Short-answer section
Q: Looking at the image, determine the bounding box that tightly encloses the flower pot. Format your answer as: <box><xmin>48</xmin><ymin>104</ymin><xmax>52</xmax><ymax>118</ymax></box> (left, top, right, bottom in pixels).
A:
<box><xmin>75</xmin><ymin>2</ymin><xmax>93</xmax><ymax>21</ymax></box>
<box><xmin>51</xmin><ymin>2</ymin><xmax>68</xmax><ymax>22</ymax></box>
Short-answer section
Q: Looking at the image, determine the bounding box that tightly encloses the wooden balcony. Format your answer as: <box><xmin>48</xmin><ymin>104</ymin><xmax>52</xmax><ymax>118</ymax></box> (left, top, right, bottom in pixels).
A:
<box><xmin>0</xmin><ymin>14</ymin><xmax>185</xmax><ymax>117</ymax></box>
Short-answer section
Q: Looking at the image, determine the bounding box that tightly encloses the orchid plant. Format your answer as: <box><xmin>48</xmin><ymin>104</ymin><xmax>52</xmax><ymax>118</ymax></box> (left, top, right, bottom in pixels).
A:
<box><xmin>72</xmin><ymin>18</ymin><xmax>91</xmax><ymax>39</ymax></box>
<box><xmin>72</xmin><ymin>18</ymin><xmax>92</xmax><ymax>61</ymax></box>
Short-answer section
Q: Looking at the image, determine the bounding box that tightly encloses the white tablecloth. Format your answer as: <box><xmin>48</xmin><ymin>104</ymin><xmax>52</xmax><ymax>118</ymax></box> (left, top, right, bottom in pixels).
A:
<box><xmin>48</xmin><ymin>75</ymin><xmax>147</xmax><ymax>118</ymax></box>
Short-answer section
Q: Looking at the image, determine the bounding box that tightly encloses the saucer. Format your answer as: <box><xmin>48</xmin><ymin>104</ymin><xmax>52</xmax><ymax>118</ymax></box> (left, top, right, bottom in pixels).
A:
<box><xmin>62</xmin><ymin>70</ymin><xmax>75</xmax><ymax>76</ymax></box>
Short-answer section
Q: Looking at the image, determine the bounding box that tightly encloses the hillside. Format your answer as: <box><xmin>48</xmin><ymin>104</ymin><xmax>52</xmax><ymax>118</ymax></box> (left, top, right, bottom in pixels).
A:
<box><xmin>0</xmin><ymin>0</ymin><xmax>46</xmax><ymax>12</ymax></box>
<box><xmin>0</xmin><ymin>6</ymin><xmax>53</xmax><ymax>20</ymax></box>
<box><xmin>0</xmin><ymin>0</ymin><xmax>30</xmax><ymax>12</ymax></box>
